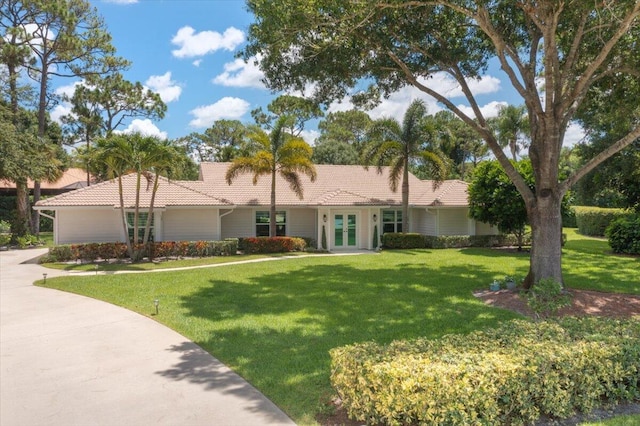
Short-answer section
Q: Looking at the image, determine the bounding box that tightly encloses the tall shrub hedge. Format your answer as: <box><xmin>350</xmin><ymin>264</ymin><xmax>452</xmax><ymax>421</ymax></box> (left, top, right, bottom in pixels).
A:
<box><xmin>606</xmin><ymin>216</ymin><xmax>640</xmax><ymax>255</ymax></box>
<box><xmin>330</xmin><ymin>318</ymin><xmax>640</xmax><ymax>426</ymax></box>
<box><xmin>574</xmin><ymin>206</ymin><xmax>632</xmax><ymax>237</ymax></box>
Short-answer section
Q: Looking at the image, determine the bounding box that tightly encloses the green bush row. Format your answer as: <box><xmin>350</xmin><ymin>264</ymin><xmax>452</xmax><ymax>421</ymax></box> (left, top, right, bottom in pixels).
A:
<box><xmin>606</xmin><ymin>216</ymin><xmax>640</xmax><ymax>255</ymax></box>
<box><xmin>382</xmin><ymin>233</ymin><xmax>534</xmax><ymax>249</ymax></box>
<box><xmin>575</xmin><ymin>206</ymin><xmax>633</xmax><ymax>237</ymax></box>
<box><xmin>330</xmin><ymin>318</ymin><xmax>640</xmax><ymax>426</ymax></box>
<box><xmin>44</xmin><ymin>239</ymin><xmax>239</xmax><ymax>262</ymax></box>
<box><xmin>242</xmin><ymin>236</ymin><xmax>306</xmax><ymax>254</ymax></box>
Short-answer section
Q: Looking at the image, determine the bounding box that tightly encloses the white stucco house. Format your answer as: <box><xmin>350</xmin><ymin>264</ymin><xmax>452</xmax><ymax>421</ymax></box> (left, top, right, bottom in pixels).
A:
<box><xmin>34</xmin><ymin>162</ymin><xmax>497</xmax><ymax>250</ymax></box>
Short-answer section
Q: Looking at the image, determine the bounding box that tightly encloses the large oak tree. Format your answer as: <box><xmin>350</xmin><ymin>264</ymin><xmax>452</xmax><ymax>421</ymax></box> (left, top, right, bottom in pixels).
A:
<box><xmin>244</xmin><ymin>0</ymin><xmax>640</xmax><ymax>287</ymax></box>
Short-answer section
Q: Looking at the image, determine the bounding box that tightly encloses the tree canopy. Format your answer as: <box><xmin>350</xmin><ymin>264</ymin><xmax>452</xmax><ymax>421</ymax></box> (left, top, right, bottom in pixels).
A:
<box><xmin>245</xmin><ymin>0</ymin><xmax>640</xmax><ymax>287</ymax></box>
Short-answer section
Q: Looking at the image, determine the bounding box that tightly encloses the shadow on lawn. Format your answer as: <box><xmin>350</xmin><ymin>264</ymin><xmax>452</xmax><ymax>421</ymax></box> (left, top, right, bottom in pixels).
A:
<box><xmin>174</xmin><ymin>259</ymin><xmax>523</xmax><ymax>419</ymax></box>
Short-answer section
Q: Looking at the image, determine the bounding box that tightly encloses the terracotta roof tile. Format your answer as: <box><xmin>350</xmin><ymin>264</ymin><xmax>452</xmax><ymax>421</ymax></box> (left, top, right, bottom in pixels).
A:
<box><xmin>34</xmin><ymin>163</ymin><xmax>470</xmax><ymax>208</ymax></box>
<box><xmin>35</xmin><ymin>174</ymin><xmax>232</xmax><ymax>208</ymax></box>
<box><xmin>0</xmin><ymin>168</ymin><xmax>89</xmax><ymax>190</ymax></box>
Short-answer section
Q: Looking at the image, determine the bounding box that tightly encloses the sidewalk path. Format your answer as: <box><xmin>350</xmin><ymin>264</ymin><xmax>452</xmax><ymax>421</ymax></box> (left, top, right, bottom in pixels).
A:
<box><xmin>0</xmin><ymin>248</ymin><xmax>295</xmax><ymax>426</ymax></box>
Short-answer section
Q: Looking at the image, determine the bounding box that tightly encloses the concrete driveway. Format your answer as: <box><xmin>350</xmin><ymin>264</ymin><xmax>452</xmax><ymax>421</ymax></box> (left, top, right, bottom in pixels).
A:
<box><xmin>0</xmin><ymin>248</ymin><xmax>295</xmax><ymax>426</ymax></box>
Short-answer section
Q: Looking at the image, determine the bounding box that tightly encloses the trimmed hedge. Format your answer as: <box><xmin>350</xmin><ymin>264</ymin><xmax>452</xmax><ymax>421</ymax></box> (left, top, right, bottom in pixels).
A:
<box><xmin>44</xmin><ymin>239</ymin><xmax>239</xmax><ymax>262</ymax></box>
<box><xmin>606</xmin><ymin>216</ymin><xmax>640</xmax><ymax>255</ymax></box>
<box><xmin>330</xmin><ymin>318</ymin><xmax>640</xmax><ymax>426</ymax></box>
<box><xmin>382</xmin><ymin>233</ymin><xmax>535</xmax><ymax>249</ymax></box>
<box><xmin>242</xmin><ymin>236</ymin><xmax>306</xmax><ymax>254</ymax></box>
<box><xmin>575</xmin><ymin>206</ymin><xmax>633</xmax><ymax>237</ymax></box>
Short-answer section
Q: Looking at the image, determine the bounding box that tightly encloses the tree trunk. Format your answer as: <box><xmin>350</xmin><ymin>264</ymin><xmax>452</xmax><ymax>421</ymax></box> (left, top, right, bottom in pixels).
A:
<box><xmin>270</xmin><ymin>168</ymin><xmax>277</xmax><ymax>237</ymax></box>
<box><xmin>14</xmin><ymin>180</ymin><xmax>31</xmax><ymax>237</ymax></box>
<box><xmin>524</xmin><ymin>191</ymin><xmax>564</xmax><ymax>289</ymax></box>
<box><xmin>402</xmin><ymin>158</ymin><xmax>409</xmax><ymax>233</ymax></box>
<box><xmin>31</xmin><ymin>182</ymin><xmax>41</xmax><ymax>235</ymax></box>
<box><xmin>118</xmin><ymin>176</ymin><xmax>133</xmax><ymax>259</ymax></box>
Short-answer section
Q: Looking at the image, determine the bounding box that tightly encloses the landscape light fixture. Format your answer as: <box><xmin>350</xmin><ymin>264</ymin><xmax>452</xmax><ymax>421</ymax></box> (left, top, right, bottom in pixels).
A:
<box><xmin>154</xmin><ymin>299</ymin><xmax>159</xmax><ymax>315</ymax></box>
<box><xmin>43</xmin><ymin>273</ymin><xmax>47</xmax><ymax>283</ymax></box>
<box><xmin>95</xmin><ymin>264</ymin><xmax>98</xmax><ymax>275</ymax></box>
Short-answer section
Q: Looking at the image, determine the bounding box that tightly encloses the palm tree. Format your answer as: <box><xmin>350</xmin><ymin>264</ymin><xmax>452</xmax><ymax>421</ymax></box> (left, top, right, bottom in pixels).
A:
<box><xmin>492</xmin><ymin>105</ymin><xmax>530</xmax><ymax>161</ymax></box>
<box><xmin>94</xmin><ymin>134</ymin><xmax>177</xmax><ymax>260</ymax></box>
<box><xmin>94</xmin><ymin>135</ymin><xmax>135</xmax><ymax>258</ymax></box>
<box><xmin>226</xmin><ymin>116</ymin><xmax>317</xmax><ymax>237</ymax></box>
<box><xmin>362</xmin><ymin>99</ymin><xmax>448</xmax><ymax>233</ymax></box>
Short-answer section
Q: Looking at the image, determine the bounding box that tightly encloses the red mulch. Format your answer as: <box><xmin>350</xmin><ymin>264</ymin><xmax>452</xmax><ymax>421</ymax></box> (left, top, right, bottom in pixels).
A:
<box><xmin>318</xmin><ymin>289</ymin><xmax>640</xmax><ymax>426</ymax></box>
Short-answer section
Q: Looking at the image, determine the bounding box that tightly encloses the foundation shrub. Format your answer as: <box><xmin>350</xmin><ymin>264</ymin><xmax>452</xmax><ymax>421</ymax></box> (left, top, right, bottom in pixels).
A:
<box><xmin>381</xmin><ymin>233</ymin><xmax>425</xmax><ymax>249</ymax></box>
<box><xmin>330</xmin><ymin>318</ymin><xmax>640</xmax><ymax>426</ymax></box>
<box><xmin>242</xmin><ymin>236</ymin><xmax>306</xmax><ymax>254</ymax></box>
<box><xmin>383</xmin><ymin>234</ymin><xmax>537</xmax><ymax>249</ymax></box>
<box><xmin>606</xmin><ymin>216</ymin><xmax>640</xmax><ymax>255</ymax></box>
<box><xmin>575</xmin><ymin>206</ymin><xmax>632</xmax><ymax>237</ymax></box>
<box><xmin>44</xmin><ymin>239</ymin><xmax>238</xmax><ymax>262</ymax></box>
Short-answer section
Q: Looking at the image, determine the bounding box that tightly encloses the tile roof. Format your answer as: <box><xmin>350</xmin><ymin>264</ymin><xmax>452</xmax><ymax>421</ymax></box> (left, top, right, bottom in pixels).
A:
<box><xmin>35</xmin><ymin>174</ymin><xmax>232</xmax><ymax>209</ymax></box>
<box><xmin>0</xmin><ymin>168</ymin><xmax>89</xmax><ymax>190</ymax></box>
<box><xmin>35</xmin><ymin>163</ymin><xmax>470</xmax><ymax>209</ymax></box>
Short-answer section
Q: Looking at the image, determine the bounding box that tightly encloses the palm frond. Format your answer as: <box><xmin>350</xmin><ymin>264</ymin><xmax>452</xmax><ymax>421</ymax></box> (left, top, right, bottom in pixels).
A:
<box><xmin>280</xmin><ymin>170</ymin><xmax>305</xmax><ymax>199</ymax></box>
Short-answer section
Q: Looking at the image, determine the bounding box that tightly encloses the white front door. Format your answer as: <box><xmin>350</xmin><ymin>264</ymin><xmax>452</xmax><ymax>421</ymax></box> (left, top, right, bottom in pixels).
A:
<box><xmin>333</xmin><ymin>213</ymin><xmax>357</xmax><ymax>248</ymax></box>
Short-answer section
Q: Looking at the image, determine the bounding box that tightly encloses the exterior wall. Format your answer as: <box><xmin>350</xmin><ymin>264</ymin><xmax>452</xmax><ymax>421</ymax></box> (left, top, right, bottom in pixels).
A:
<box><xmin>221</xmin><ymin>208</ymin><xmax>254</xmax><ymax>239</ymax></box>
<box><xmin>475</xmin><ymin>220</ymin><xmax>499</xmax><ymax>235</ymax></box>
<box><xmin>162</xmin><ymin>208</ymin><xmax>219</xmax><ymax>241</ymax></box>
<box><xmin>56</xmin><ymin>209</ymin><xmax>123</xmax><ymax>244</ymax></box>
<box><xmin>438</xmin><ymin>208</ymin><xmax>471</xmax><ymax>236</ymax></box>
<box><xmin>288</xmin><ymin>208</ymin><xmax>316</xmax><ymax>239</ymax></box>
<box><xmin>415</xmin><ymin>209</ymin><xmax>437</xmax><ymax>236</ymax></box>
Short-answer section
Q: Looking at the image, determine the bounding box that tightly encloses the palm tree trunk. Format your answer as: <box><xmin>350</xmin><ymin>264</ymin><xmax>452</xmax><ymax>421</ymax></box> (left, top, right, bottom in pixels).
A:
<box><xmin>143</xmin><ymin>174</ymin><xmax>159</xmax><ymax>261</ymax></box>
<box><xmin>270</xmin><ymin>167</ymin><xmax>277</xmax><ymax>237</ymax></box>
<box><xmin>402</xmin><ymin>158</ymin><xmax>410</xmax><ymax>233</ymax></box>
<box><xmin>118</xmin><ymin>176</ymin><xmax>133</xmax><ymax>259</ymax></box>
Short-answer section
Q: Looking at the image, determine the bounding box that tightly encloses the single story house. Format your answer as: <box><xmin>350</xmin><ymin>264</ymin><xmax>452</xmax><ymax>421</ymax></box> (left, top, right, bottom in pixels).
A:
<box><xmin>34</xmin><ymin>162</ymin><xmax>497</xmax><ymax>250</ymax></box>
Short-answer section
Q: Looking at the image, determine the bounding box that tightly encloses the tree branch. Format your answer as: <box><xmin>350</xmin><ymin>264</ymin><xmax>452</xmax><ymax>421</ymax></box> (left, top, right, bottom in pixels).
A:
<box><xmin>561</xmin><ymin>126</ymin><xmax>640</xmax><ymax>193</ymax></box>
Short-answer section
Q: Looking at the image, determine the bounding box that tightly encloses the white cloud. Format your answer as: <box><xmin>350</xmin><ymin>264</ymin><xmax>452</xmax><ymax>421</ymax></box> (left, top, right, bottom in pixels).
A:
<box><xmin>145</xmin><ymin>71</ymin><xmax>182</xmax><ymax>103</ymax></box>
<box><xmin>456</xmin><ymin>101</ymin><xmax>508</xmax><ymax>119</ymax></box>
<box><xmin>327</xmin><ymin>72</ymin><xmax>503</xmax><ymax>122</ymax></box>
<box><xmin>188</xmin><ymin>97</ymin><xmax>250</xmax><ymax>128</ymax></box>
<box><xmin>192</xmin><ymin>59</ymin><xmax>202</xmax><ymax>67</ymax></box>
<box><xmin>118</xmin><ymin>119</ymin><xmax>168</xmax><ymax>140</ymax></box>
<box><xmin>300</xmin><ymin>129</ymin><xmax>320</xmax><ymax>145</ymax></box>
<box><xmin>212</xmin><ymin>55</ymin><xmax>265</xmax><ymax>89</ymax></box>
<box><xmin>54</xmin><ymin>80</ymin><xmax>86</xmax><ymax>98</ymax></box>
<box><xmin>49</xmin><ymin>103</ymin><xmax>73</xmax><ymax>124</ymax></box>
<box><xmin>171</xmin><ymin>26</ymin><xmax>245</xmax><ymax>58</ymax></box>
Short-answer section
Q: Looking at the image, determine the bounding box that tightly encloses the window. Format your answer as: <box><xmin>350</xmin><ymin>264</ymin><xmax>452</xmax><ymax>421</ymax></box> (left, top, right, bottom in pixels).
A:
<box><xmin>382</xmin><ymin>209</ymin><xmax>402</xmax><ymax>233</ymax></box>
<box><xmin>256</xmin><ymin>211</ymin><xmax>286</xmax><ymax>237</ymax></box>
<box><xmin>126</xmin><ymin>212</ymin><xmax>154</xmax><ymax>242</ymax></box>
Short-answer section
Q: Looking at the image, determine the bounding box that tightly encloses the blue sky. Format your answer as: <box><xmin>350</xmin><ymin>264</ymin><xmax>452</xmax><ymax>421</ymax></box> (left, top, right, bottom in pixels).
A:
<box><xmin>50</xmin><ymin>0</ymin><xmax>584</xmax><ymax>146</ymax></box>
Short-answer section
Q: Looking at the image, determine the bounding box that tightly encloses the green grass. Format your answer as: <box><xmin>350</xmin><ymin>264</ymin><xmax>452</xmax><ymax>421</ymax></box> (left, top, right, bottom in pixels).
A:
<box><xmin>581</xmin><ymin>414</ymin><xmax>640</xmax><ymax>425</ymax></box>
<box><xmin>36</xmin><ymin>231</ymin><xmax>639</xmax><ymax>425</ymax></box>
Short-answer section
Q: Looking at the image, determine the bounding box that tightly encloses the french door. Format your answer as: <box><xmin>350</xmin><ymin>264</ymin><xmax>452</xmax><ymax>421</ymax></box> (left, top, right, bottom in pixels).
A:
<box><xmin>334</xmin><ymin>213</ymin><xmax>357</xmax><ymax>248</ymax></box>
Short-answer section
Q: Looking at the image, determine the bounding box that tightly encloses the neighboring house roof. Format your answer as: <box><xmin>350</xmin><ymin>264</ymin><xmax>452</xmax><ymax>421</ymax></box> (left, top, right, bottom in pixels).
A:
<box><xmin>0</xmin><ymin>168</ymin><xmax>89</xmax><ymax>191</ymax></box>
<box><xmin>35</xmin><ymin>163</ymin><xmax>471</xmax><ymax>209</ymax></box>
<box><xmin>35</xmin><ymin>174</ymin><xmax>232</xmax><ymax>209</ymax></box>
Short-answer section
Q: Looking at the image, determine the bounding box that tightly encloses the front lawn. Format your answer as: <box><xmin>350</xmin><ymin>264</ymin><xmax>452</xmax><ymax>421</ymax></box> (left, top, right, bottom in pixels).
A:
<box><xmin>37</xmin><ymin>231</ymin><xmax>639</xmax><ymax>425</ymax></box>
